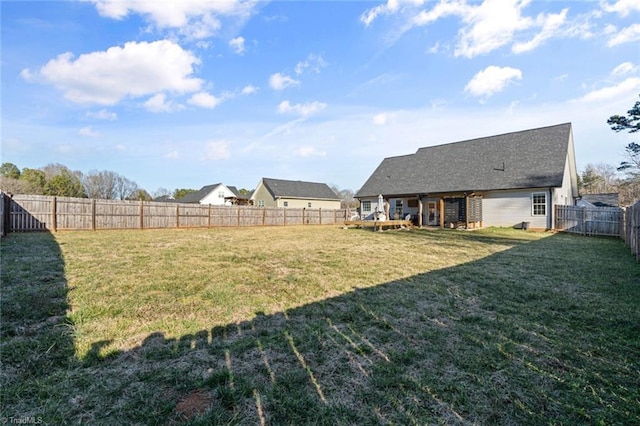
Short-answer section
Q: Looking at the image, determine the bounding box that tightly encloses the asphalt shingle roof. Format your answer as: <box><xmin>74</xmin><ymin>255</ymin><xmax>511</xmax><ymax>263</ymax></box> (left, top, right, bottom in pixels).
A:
<box><xmin>177</xmin><ymin>183</ymin><xmax>221</xmax><ymax>203</ymax></box>
<box><xmin>356</xmin><ymin>123</ymin><xmax>572</xmax><ymax>198</ymax></box>
<box><xmin>581</xmin><ymin>193</ymin><xmax>619</xmax><ymax>207</ymax></box>
<box><xmin>261</xmin><ymin>178</ymin><xmax>339</xmax><ymax>200</ymax></box>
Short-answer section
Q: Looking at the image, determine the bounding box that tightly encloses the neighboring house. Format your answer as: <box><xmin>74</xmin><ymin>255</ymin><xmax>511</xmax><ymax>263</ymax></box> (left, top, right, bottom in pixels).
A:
<box><xmin>225</xmin><ymin>186</ymin><xmax>254</xmax><ymax>206</ymax></box>
<box><xmin>250</xmin><ymin>178</ymin><xmax>341</xmax><ymax>209</ymax></box>
<box><xmin>176</xmin><ymin>183</ymin><xmax>238</xmax><ymax>206</ymax></box>
<box><xmin>577</xmin><ymin>193</ymin><xmax>619</xmax><ymax>208</ymax></box>
<box><xmin>153</xmin><ymin>195</ymin><xmax>176</xmax><ymax>202</ymax></box>
<box><xmin>355</xmin><ymin>123</ymin><xmax>579</xmax><ymax>230</ymax></box>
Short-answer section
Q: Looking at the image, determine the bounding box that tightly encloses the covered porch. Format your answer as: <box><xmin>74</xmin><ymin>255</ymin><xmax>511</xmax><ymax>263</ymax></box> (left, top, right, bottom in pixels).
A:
<box><xmin>358</xmin><ymin>193</ymin><xmax>483</xmax><ymax>229</ymax></box>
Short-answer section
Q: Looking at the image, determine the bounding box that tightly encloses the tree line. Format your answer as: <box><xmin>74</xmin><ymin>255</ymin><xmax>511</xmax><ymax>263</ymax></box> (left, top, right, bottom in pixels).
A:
<box><xmin>0</xmin><ymin>163</ymin><xmax>358</xmax><ymax>207</ymax></box>
<box><xmin>0</xmin><ymin>163</ymin><xmax>168</xmax><ymax>201</ymax></box>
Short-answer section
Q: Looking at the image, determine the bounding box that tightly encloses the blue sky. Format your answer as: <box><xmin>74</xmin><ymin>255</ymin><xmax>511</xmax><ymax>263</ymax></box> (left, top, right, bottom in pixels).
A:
<box><xmin>2</xmin><ymin>0</ymin><xmax>640</xmax><ymax>195</ymax></box>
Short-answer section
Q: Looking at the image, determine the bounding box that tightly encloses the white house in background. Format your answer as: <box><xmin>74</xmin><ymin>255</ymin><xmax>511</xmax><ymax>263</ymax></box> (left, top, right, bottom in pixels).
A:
<box><xmin>355</xmin><ymin>123</ymin><xmax>579</xmax><ymax>230</ymax></box>
<box><xmin>177</xmin><ymin>183</ymin><xmax>239</xmax><ymax>206</ymax></box>
<box><xmin>250</xmin><ymin>178</ymin><xmax>341</xmax><ymax>209</ymax></box>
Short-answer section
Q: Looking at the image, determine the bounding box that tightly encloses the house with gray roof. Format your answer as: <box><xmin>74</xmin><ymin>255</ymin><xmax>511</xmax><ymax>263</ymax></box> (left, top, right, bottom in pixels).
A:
<box><xmin>176</xmin><ymin>183</ymin><xmax>239</xmax><ymax>206</ymax></box>
<box><xmin>577</xmin><ymin>193</ymin><xmax>619</xmax><ymax>208</ymax></box>
<box><xmin>355</xmin><ymin>123</ymin><xmax>579</xmax><ymax>229</ymax></box>
<box><xmin>250</xmin><ymin>178</ymin><xmax>341</xmax><ymax>209</ymax></box>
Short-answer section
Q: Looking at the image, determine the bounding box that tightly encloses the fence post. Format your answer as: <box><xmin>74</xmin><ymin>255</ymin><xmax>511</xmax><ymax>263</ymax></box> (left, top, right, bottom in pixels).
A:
<box><xmin>139</xmin><ymin>200</ymin><xmax>144</xmax><ymax>229</ymax></box>
<box><xmin>208</xmin><ymin>204</ymin><xmax>212</xmax><ymax>228</ymax></box>
<box><xmin>263</xmin><ymin>207</ymin><xmax>266</xmax><ymax>226</ymax></box>
<box><xmin>91</xmin><ymin>199</ymin><xmax>96</xmax><ymax>231</ymax></box>
<box><xmin>582</xmin><ymin>207</ymin><xmax>586</xmax><ymax>236</ymax></box>
<box><xmin>303</xmin><ymin>207</ymin><xmax>306</xmax><ymax>225</ymax></box>
<box><xmin>319</xmin><ymin>207</ymin><xmax>322</xmax><ymax>225</ymax></box>
<box><xmin>51</xmin><ymin>196</ymin><xmax>57</xmax><ymax>232</ymax></box>
<box><xmin>176</xmin><ymin>204</ymin><xmax>180</xmax><ymax>228</ymax></box>
<box><xmin>0</xmin><ymin>193</ymin><xmax>6</xmax><ymax>237</ymax></box>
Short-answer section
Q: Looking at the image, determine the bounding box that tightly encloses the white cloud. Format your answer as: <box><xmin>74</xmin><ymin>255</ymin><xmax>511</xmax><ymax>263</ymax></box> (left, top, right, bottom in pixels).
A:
<box><xmin>512</xmin><ymin>8</ymin><xmax>568</xmax><ymax>54</ymax></box>
<box><xmin>229</xmin><ymin>36</ymin><xmax>245</xmax><ymax>54</ymax></box>
<box><xmin>188</xmin><ymin>91</ymin><xmax>224</xmax><ymax>108</ymax></box>
<box><xmin>164</xmin><ymin>150</ymin><xmax>180</xmax><ymax>159</ymax></box>
<box><xmin>360</xmin><ymin>0</ymin><xmax>413</xmax><ymax>26</ymax></box>
<box><xmin>364</xmin><ymin>0</ymin><xmax>583</xmax><ymax>57</ymax></box>
<box><xmin>607</xmin><ymin>23</ymin><xmax>640</xmax><ymax>46</ymax></box>
<box><xmin>295</xmin><ymin>146</ymin><xmax>326</xmax><ymax>158</ymax></box>
<box><xmin>295</xmin><ymin>54</ymin><xmax>328</xmax><ymax>75</ymax></box>
<box><xmin>91</xmin><ymin>0</ymin><xmax>257</xmax><ymax>39</ymax></box>
<box><xmin>373</xmin><ymin>112</ymin><xmax>396</xmax><ymax>125</ymax></box>
<box><xmin>23</xmin><ymin>40</ymin><xmax>202</xmax><ymax>105</ymax></box>
<box><xmin>78</xmin><ymin>126</ymin><xmax>100</xmax><ymax>137</ymax></box>
<box><xmin>455</xmin><ymin>0</ymin><xmax>534</xmax><ymax>58</ymax></box>
<box><xmin>601</xmin><ymin>0</ymin><xmax>640</xmax><ymax>17</ymax></box>
<box><xmin>277</xmin><ymin>100</ymin><xmax>327</xmax><ymax>117</ymax></box>
<box><xmin>241</xmin><ymin>84</ymin><xmax>258</xmax><ymax>95</ymax></box>
<box><xmin>465</xmin><ymin>66</ymin><xmax>523</xmax><ymax>100</ymax></box>
<box><xmin>86</xmin><ymin>109</ymin><xmax>117</xmax><ymax>121</ymax></box>
<box><xmin>578</xmin><ymin>77</ymin><xmax>640</xmax><ymax>102</ymax></box>
<box><xmin>269</xmin><ymin>73</ymin><xmax>300</xmax><ymax>90</ymax></box>
<box><xmin>144</xmin><ymin>93</ymin><xmax>183</xmax><ymax>113</ymax></box>
<box><xmin>204</xmin><ymin>140</ymin><xmax>231</xmax><ymax>160</ymax></box>
<box><xmin>612</xmin><ymin>62</ymin><xmax>639</xmax><ymax>76</ymax></box>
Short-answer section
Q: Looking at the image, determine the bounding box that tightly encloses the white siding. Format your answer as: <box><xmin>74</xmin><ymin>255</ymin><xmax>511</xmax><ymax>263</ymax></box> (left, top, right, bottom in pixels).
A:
<box><xmin>276</xmin><ymin>198</ymin><xmax>341</xmax><ymax>209</ymax></box>
<box><xmin>482</xmin><ymin>189</ymin><xmax>551</xmax><ymax>229</ymax></box>
<box><xmin>358</xmin><ymin>197</ymin><xmax>384</xmax><ymax>220</ymax></box>
<box><xmin>200</xmin><ymin>184</ymin><xmax>236</xmax><ymax>206</ymax></box>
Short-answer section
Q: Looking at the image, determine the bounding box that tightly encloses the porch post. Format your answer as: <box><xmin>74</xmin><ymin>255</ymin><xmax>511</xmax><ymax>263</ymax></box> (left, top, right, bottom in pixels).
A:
<box><xmin>418</xmin><ymin>195</ymin><xmax>423</xmax><ymax>227</ymax></box>
<box><xmin>439</xmin><ymin>198</ymin><xmax>445</xmax><ymax>228</ymax></box>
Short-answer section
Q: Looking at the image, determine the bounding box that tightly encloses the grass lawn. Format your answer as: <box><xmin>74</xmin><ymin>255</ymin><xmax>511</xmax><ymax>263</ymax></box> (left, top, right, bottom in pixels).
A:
<box><xmin>1</xmin><ymin>225</ymin><xmax>639</xmax><ymax>424</ymax></box>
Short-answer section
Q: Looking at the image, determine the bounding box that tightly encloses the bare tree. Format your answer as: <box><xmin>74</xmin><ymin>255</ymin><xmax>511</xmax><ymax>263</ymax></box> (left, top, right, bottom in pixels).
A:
<box><xmin>83</xmin><ymin>170</ymin><xmax>118</xmax><ymax>199</ymax></box>
<box><xmin>114</xmin><ymin>175</ymin><xmax>139</xmax><ymax>200</ymax></box>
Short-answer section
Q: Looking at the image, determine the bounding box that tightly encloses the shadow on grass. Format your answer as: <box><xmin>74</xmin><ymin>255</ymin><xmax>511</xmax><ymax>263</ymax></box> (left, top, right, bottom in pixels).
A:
<box><xmin>2</xmin><ymin>230</ymin><xmax>639</xmax><ymax>424</ymax></box>
<box><xmin>0</xmin><ymin>232</ymin><xmax>74</xmax><ymax>420</ymax></box>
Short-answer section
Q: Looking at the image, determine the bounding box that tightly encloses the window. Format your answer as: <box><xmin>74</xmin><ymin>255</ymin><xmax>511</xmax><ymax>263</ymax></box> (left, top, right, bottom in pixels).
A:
<box><xmin>258</xmin><ymin>200</ymin><xmax>264</xmax><ymax>207</ymax></box>
<box><xmin>218</xmin><ymin>191</ymin><xmax>225</xmax><ymax>198</ymax></box>
<box><xmin>283</xmin><ymin>201</ymin><xmax>288</xmax><ymax>207</ymax></box>
<box><xmin>395</xmin><ymin>200</ymin><xmax>402</xmax><ymax>217</ymax></box>
<box><xmin>308</xmin><ymin>202</ymin><xmax>312</xmax><ymax>208</ymax></box>
<box><xmin>532</xmin><ymin>193</ymin><xmax>546</xmax><ymax>216</ymax></box>
<box><xmin>361</xmin><ymin>201</ymin><xmax>371</xmax><ymax>212</ymax></box>
<box><xmin>407</xmin><ymin>199</ymin><xmax>419</xmax><ymax>208</ymax></box>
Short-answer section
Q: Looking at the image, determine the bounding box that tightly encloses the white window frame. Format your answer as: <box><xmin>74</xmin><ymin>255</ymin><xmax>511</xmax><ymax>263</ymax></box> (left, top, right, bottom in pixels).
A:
<box><xmin>258</xmin><ymin>200</ymin><xmax>264</xmax><ymax>207</ymax></box>
<box><xmin>361</xmin><ymin>201</ymin><xmax>371</xmax><ymax>212</ymax></box>
<box><xmin>532</xmin><ymin>192</ymin><xmax>547</xmax><ymax>216</ymax></box>
<box><xmin>218</xmin><ymin>191</ymin><xmax>225</xmax><ymax>198</ymax></box>
<box><xmin>283</xmin><ymin>201</ymin><xmax>288</xmax><ymax>207</ymax></box>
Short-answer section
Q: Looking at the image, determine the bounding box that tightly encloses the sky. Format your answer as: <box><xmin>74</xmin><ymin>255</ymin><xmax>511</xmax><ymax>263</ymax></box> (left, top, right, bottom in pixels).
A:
<box><xmin>2</xmin><ymin>0</ymin><xmax>640</xmax><ymax>195</ymax></box>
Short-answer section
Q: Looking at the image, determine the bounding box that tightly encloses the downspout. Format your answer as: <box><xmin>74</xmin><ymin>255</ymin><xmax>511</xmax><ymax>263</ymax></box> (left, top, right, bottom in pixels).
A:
<box><xmin>549</xmin><ymin>187</ymin><xmax>553</xmax><ymax>230</ymax></box>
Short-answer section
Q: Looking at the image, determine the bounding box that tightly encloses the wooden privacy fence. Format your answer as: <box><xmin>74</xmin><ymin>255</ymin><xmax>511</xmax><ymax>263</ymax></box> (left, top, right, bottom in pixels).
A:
<box><xmin>555</xmin><ymin>203</ymin><xmax>640</xmax><ymax>261</ymax></box>
<box><xmin>555</xmin><ymin>205</ymin><xmax>623</xmax><ymax>237</ymax></box>
<box><xmin>1</xmin><ymin>194</ymin><xmax>348</xmax><ymax>233</ymax></box>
